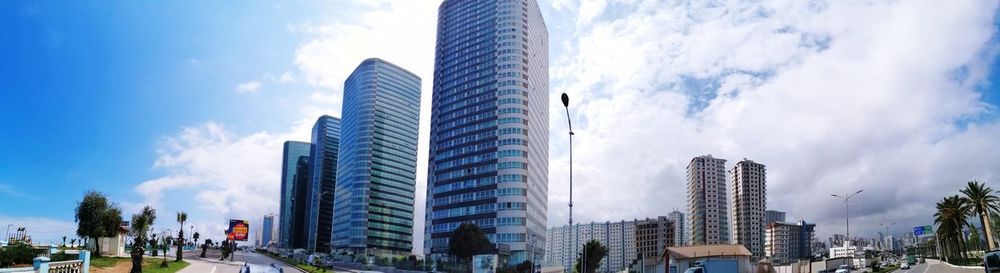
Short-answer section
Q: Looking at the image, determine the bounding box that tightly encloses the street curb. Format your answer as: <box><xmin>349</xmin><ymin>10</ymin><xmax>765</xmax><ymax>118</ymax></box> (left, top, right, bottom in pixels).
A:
<box><xmin>930</xmin><ymin>259</ymin><xmax>984</xmax><ymax>269</ymax></box>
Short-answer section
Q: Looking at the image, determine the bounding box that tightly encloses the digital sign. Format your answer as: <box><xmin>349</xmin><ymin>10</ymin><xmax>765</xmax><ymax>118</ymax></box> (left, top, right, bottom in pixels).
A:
<box><xmin>227</xmin><ymin>219</ymin><xmax>250</xmax><ymax>241</ymax></box>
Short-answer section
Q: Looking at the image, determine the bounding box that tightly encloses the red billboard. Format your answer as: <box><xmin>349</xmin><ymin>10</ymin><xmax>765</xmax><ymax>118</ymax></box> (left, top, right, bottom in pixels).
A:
<box><xmin>227</xmin><ymin>219</ymin><xmax>250</xmax><ymax>241</ymax></box>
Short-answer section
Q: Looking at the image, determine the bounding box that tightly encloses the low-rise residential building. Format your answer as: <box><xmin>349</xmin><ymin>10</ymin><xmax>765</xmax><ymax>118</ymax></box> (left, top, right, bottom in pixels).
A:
<box><xmin>545</xmin><ymin>221</ymin><xmax>636</xmax><ymax>273</ymax></box>
<box><xmin>546</xmin><ymin>216</ymin><xmax>678</xmax><ymax>273</ymax></box>
<box><xmin>635</xmin><ymin>217</ymin><xmax>675</xmax><ymax>272</ymax></box>
<box><xmin>763</xmin><ymin>221</ymin><xmax>815</xmax><ymax>264</ymax></box>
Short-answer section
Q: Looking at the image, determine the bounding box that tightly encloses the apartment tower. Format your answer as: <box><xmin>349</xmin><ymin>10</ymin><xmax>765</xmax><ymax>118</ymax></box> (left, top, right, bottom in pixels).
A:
<box><xmin>425</xmin><ymin>0</ymin><xmax>549</xmax><ymax>265</ymax></box>
<box><xmin>667</xmin><ymin>210</ymin><xmax>686</xmax><ymax>246</ymax></box>
<box><xmin>686</xmin><ymin>155</ymin><xmax>729</xmax><ymax>245</ymax></box>
<box><xmin>731</xmin><ymin>159</ymin><xmax>767</xmax><ymax>260</ymax></box>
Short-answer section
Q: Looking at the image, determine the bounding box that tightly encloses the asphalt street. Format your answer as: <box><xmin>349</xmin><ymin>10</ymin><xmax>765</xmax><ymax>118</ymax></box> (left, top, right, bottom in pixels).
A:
<box><xmin>176</xmin><ymin>249</ymin><xmax>307</xmax><ymax>273</ymax></box>
<box><xmin>899</xmin><ymin>259</ymin><xmax>983</xmax><ymax>273</ymax></box>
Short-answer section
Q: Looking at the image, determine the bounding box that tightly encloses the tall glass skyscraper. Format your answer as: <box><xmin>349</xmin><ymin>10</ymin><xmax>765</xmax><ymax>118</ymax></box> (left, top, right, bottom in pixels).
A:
<box><xmin>425</xmin><ymin>0</ymin><xmax>548</xmax><ymax>265</ymax></box>
<box><xmin>307</xmin><ymin>115</ymin><xmax>340</xmax><ymax>253</ymax></box>
<box><xmin>292</xmin><ymin>155</ymin><xmax>311</xmax><ymax>249</ymax></box>
<box><xmin>279</xmin><ymin>141</ymin><xmax>311</xmax><ymax>249</ymax></box>
<box><xmin>262</xmin><ymin>214</ymin><xmax>275</xmax><ymax>247</ymax></box>
<box><xmin>332</xmin><ymin>58</ymin><xmax>421</xmax><ymax>256</ymax></box>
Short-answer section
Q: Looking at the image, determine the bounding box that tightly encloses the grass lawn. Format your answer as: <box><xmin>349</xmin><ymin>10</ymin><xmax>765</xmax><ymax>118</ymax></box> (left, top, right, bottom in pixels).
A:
<box><xmin>91</xmin><ymin>256</ymin><xmax>129</xmax><ymax>268</ymax></box>
<box><xmin>141</xmin><ymin>259</ymin><xmax>189</xmax><ymax>273</ymax></box>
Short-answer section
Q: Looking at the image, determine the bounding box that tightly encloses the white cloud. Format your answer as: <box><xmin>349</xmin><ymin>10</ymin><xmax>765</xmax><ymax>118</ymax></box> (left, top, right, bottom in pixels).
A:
<box><xmin>547</xmin><ymin>0</ymin><xmax>1000</xmax><ymax>241</ymax></box>
<box><xmin>235</xmin><ymin>81</ymin><xmax>262</xmax><ymax>93</ymax></box>
<box><xmin>134</xmin><ymin>0</ymin><xmax>1000</xmax><ymax>252</ymax></box>
<box><xmin>133</xmin><ymin>121</ymin><xmax>313</xmax><ymax>243</ymax></box>
<box><xmin>0</xmin><ymin>182</ymin><xmax>40</xmax><ymax>200</ymax></box>
<box><xmin>279</xmin><ymin>72</ymin><xmax>295</xmax><ymax>83</ymax></box>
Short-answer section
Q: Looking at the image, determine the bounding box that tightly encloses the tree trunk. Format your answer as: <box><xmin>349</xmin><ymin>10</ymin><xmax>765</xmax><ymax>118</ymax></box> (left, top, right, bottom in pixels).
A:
<box><xmin>176</xmin><ymin>226</ymin><xmax>184</xmax><ymax>262</ymax></box>
<box><xmin>95</xmin><ymin>237</ymin><xmax>102</xmax><ymax>257</ymax></box>
<box><xmin>984</xmin><ymin>211</ymin><xmax>996</xmax><ymax>250</ymax></box>
<box><xmin>131</xmin><ymin>245</ymin><xmax>144</xmax><ymax>273</ymax></box>
<box><xmin>958</xmin><ymin>231</ymin><xmax>968</xmax><ymax>260</ymax></box>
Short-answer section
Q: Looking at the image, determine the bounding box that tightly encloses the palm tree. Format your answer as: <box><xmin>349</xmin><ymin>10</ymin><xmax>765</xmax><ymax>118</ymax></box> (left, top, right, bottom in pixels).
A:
<box><xmin>935</xmin><ymin>195</ymin><xmax>973</xmax><ymax>260</ymax></box>
<box><xmin>130</xmin><ymin>206</ymin><xmax>156</xmax><ymax>273</ymax></box>
<box><xmin>176</xmin><ymin>211</ymin><xmax>187</xmax><ymax>262</ymax></box>
<box><xmin>960</xmin><ymin>180</ymin><xmax>1000</xmax><ymax>250</ymax></box>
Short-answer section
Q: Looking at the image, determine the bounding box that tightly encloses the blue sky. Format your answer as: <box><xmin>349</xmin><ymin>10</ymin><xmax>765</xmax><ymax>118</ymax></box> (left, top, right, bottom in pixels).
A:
<box><xmin>2</xmin><ymin>0</ymin><xmax>1000</xmax><ymax>253</ymax></box>
<box><xmin>1</xmin><ymin>0</ymin><xmax>328</xmax><ymax>241</ymax></box>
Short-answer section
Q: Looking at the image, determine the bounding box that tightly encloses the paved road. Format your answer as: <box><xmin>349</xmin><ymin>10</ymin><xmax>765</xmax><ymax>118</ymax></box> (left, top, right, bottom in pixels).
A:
<box><xmin>176</xmin><ymin>249</ymin><xmax>306</xmax><ymax>273</ymax></box>
<box><xmin>237</xmin><ymin>251</ymin><xmax>306</xmax><ymax>273</ymax></box>
<box><xmin>899</xmin><ymin>259</ymin><xmax>983</xmax><ymax>273</ymax></box>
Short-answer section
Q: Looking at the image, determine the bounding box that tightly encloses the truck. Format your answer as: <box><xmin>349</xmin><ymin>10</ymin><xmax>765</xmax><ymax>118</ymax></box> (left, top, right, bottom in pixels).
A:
<box><xmin>682</xmin><ymin>259</ymin><xmax>739</xmax><ymax>273</ymax></box>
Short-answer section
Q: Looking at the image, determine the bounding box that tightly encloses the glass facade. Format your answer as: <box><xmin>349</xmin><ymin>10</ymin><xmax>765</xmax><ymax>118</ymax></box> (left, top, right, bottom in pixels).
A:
<box><xmin>333</xmin><ymin>58</ymin><xmax>421</xmax><ymax>256</ymax></box>
<box><xmin>292</xmin><ymin>155</ymin><xmax>311</xmax><ymax>249</ymax></box>
<box><xmin>425</xmin><ymin>0</ymin><xmax>548</xmax><ymax>265</ymax></box>
<box><xmin>279</xmin><ymin>141</ymin><xmax>311</xmax><ymax>249</ymax></box>
<box><xmin>307</xmin><ymin>115</ymin><xmax>340</xmax><ymax>253</ymax></box>
<box><xmin>262</xmin><ymin>214</ymin><xmax>275</xmax><ymax>247</ymax></box>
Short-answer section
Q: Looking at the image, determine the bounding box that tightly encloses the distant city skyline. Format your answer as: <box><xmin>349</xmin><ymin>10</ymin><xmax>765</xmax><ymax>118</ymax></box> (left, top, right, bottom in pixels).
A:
<box><xmin>3</xmin><ymin>0</ymin><xmax>1000</xmax><ymax>254</ymax></box>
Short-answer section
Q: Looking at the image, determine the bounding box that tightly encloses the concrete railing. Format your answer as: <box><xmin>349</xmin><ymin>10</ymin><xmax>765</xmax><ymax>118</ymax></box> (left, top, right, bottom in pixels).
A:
<box><xmin>0</xmin><ymin>250</ymin><xmax>90</xmax><ymax>273</ymax></box>
<box><xmin>0</xmin><ymin>267</ymin><xmax>35</xmax><ymax>273</ymax></box>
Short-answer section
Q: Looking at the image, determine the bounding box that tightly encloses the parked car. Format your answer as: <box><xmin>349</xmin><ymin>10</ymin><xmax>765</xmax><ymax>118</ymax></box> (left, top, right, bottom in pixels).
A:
<box><xmin>985</xmin><ymin>250</ymin><xmax>1000</xmax><ymax>273</ymax></box>
<box><xmin>834</xmin><ymin>265</ymin><xmax>850</xmax><ymax>273</ymax></box>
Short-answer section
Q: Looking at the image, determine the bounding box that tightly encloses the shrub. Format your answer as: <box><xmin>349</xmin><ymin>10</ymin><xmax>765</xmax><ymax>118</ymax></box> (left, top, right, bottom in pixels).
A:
<box><xmin>0</xmin><ymin>243</ymin><xmax>42</xmax><ymax>267</ymax></box>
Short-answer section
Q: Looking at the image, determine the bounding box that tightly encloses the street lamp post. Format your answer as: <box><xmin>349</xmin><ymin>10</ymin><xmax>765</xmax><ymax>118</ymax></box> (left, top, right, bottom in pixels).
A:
<box><xmin>831</xmin><ymin>189</ymin><xmax>862</xmax><ymax>272</ymax></box>
<box><xmin>561</xmin><ymin>93</ymin><xmax>575</xmax><ymax>272</ymax></box>
<box><xmin>830</xmin><ymin>190</ymin><xmax>863</xmax><ymax>247</ymax></box>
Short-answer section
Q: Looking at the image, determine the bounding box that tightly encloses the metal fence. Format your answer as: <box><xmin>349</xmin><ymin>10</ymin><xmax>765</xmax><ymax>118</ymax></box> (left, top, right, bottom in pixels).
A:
<box><xmin>0</xmin><ymin>250</ymin><xmax>90</xmax><ymax>273</ymax></box>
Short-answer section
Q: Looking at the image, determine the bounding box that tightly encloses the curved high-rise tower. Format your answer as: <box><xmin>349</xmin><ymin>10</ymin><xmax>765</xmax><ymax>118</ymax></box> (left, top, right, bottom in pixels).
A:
<box><xmin>333</xmin><ymin>58</ymin><xmax>421</xmax><ymax>256</ymax></box>
<box><xmin>425</xmin><ymin>0</ymin><xmax>548</xmax><ymax>265</ymax></box>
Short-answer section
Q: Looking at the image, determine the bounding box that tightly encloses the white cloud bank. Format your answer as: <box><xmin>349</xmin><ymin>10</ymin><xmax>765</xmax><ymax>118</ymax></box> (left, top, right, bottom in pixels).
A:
<box><xmin>547</xmin><ymin>0</ymin><xmax>1000</xmax><ymax>241</ymax></box>
<box><xmin>133</xmin><ymin>0</ymin><xmax>1000</xmax><ymax>251</ymax></box>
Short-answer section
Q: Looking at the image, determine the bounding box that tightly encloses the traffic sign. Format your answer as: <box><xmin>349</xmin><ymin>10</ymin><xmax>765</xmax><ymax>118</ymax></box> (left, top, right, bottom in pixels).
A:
<box><xmin>913</xmin><ymin>225</ymin><xmax>932</xmax><ymax>236</ymax></box>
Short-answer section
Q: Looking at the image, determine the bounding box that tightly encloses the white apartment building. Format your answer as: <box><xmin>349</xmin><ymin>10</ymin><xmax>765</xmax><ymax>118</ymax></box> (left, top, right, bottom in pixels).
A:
<box><xmin>668</xmin><ymin>210</ymin><xmax>686</xmax><ymax>246</ymax></box>
<box><xmin>545</xmin><ymin>221</ymin><xmax>636</xmax><ymax>273</ymax></box>
<box><xmin>687</xmin><ymin>155</ymin><xmax>730</xmax><ymax>246</ymax></box>
<box><xmin>731</xmin><ymin>159</ymin><xmax>766</xmax><ymax>260</ymax></box>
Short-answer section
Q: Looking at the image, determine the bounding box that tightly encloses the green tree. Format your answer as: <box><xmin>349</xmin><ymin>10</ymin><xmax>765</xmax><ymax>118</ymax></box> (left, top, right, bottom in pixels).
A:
<box><xmin>201</xmin><ymin>239</ymin><xmax>213</xmax><ymax>258</ymax></box>
<box><xmin>129</xmin><ymin>206</ymin><xmax>157</xmax><ymax>273</ymax></box>
<box><xmin>960</xmin><ymin>180</ymin><xmax>999</xmax><ymax>250</ymax></box>
<box><xmin>150</xmin><ymin>234</ymin><xmax>159</xmax><ymax>257</ymax></box>
<box><xmin>62</xmin><ymin>236</ymin><xmax>67</xmax><ymax>247</ymax></box>
<box><xmin>175</xmin><ymin>211</ymin><xmax>187</xmax><ymax>261</ymax></box>
<box><xmin>573</xmin><ymin>240</ymin><xmax>608</xmax><ymax>273</ymax></box>
<box><xmin>192</xmin><ymin>232</ymin><xmax>200</xmax><ymax>247</ymax></box>
<box><xmin>74</xmin><ymin>191</ymin><xmax>123</xmax><ymax>257</ymax></box>
<box><xmin>934</xmin><ymin>195</ymin><xmax>972</xmax><ymax>260</ymax></box>
<box><xmin>447</xmin><ymin>223</ymin><xmax>494</xmax><ymax>271</ymax></box>
<box><xmin>969</xmin><ymin>228</ymin><xmax>981</xmax><ymax>251</ymax></box>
